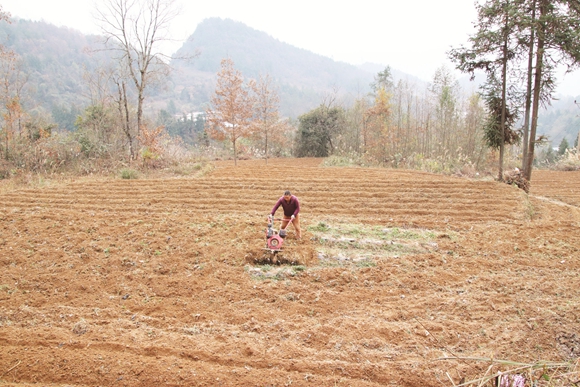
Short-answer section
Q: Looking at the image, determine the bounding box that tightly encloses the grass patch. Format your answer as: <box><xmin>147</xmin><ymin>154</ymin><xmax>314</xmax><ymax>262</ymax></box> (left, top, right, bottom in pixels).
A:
<box><xmin>384</xmin><ymin>227</ymin><xmax>436</xmax><ymax>240</ymax></box>
<box><xmin>321</xmin><ymin>154</ymin><xmax>367</xmax><ymax>167</ymax></box>
<box><xmin>246</xmin><ymin>264</ymin><xmax>307</xmax><ymax>280</ymax></box>
<box><xmin>355</xmin><ymin>259</ymin><xmax>377</xmax><ymax>268</ymax></box>
<box><xmin>308</xmin><ymin>221</ymin><xmax>444</xmax><ymax>266</ymax></box>
<box><xmin>170</xmin><ymin>161</ymin><xmax>213</xmax><ymax>176</ymax></box>
<box><xmin>171</xmin><ymin>162</ymin><xmax>203</xmax><ymax>175</ymax></box>
<box><xmin>309</xmin><ymin>221</ymin><xmax>330</xmax><ymax>232</ymax></box>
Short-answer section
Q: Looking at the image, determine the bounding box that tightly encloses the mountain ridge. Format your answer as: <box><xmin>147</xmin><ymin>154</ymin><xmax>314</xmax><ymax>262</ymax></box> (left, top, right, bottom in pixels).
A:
<box><xmin>167</xmin><ymin>17</ymin><xmax>376</xmax><ymax>116</ymax></box>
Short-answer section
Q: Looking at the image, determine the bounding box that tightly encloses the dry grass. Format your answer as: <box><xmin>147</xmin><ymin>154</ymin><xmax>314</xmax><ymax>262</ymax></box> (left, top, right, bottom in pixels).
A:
<box><xmin>439</xmin><ymin>357</ymin><xmax>579</xmax><ymax>387</ymax></box>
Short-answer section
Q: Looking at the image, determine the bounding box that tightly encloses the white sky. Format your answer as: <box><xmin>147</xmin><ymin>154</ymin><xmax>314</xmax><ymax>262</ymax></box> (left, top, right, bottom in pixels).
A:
<box><xmin>2</xmin><ymin>0</ymin><xmax>579</xmax><ymax>96</ymax></box>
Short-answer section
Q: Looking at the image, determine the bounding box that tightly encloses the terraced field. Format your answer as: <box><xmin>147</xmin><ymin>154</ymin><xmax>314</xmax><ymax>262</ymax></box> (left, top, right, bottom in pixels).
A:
<box><xmin>1</xmin><ymin>158</ymin><xmax>579</xmax><ymax>386</ymax></box>
<box><xmin>531</xmin><ymin>170</ymin><xmax>580</xmax><ymax>207</ymax></box>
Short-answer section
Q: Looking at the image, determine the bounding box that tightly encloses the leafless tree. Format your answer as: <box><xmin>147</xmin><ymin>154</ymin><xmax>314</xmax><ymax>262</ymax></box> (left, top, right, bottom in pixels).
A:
<box><xmin>251</xmin><ymin>74</ymin><xmax>283</xmax><ymax>164</ymax></box>
<box><xmin>95</xmin><ymin>0</ymin><xmax>179</xmax><ymax>159</ymax></box>
<box><xmin>0</xmin><ymin>8</ymin><xmax>30</xmax><ymax>157</ymax></box>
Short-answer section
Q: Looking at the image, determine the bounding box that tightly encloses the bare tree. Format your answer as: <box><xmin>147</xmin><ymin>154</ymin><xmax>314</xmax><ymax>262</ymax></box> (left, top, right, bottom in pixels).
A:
<box><xmin>115</xmin><ymin>77</ymin><xmax>135</xmax><ymax>157</ymax></box>
<box><xmin>0</xmin><ymin>6</ymin><xmax>9</xmax><ymax>47</ymax></box>
<box><xmin>251</xmin><ymin>74</ymin><xmax>282</xmax><ymax>164</ymax></box>
<box><xmin>429</xmin><ymin>66</ymin><xmax>460</xmax><ymax>160</ymax></box>
<box><xmin>0</xmin><ymin>8</ymin><xmax>30</xmax><ymax>159</ymax></box>
<box><xmin>206</xmin><ymin>58</ymin><xmax>255</xmax><ymax>165</ymax></box>
<box><xmin>95</xmin><ymin>0</ymin><xmax>179</xmax><ymax>159</ymax></box>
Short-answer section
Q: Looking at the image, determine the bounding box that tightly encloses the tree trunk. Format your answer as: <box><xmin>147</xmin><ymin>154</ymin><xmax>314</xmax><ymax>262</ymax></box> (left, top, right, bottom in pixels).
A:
<box><xmin>117</xmin><ymin>81</ymin><xmax>134</xmax><ymax>160</ymax></box>
<box><xmin>498</xmin><ymin>9</ymin><xmax>509</xmax><ymax>182</ymax></box>
<box><xmin>265</xmin><ymin>125</ymin><xmax>269</xmax><ymax>164</ymax></box>
<box><xmin>123</xmin><ymin>85</ymin><xmax>134</xmax><ymax>160</ymax></box>
<box><xmin>524</xmin><ymin>1</ymin><xmax>546</xmax><ymax>182</ymax></box>
<box><xmin>135</xmin><ymin>68</ymin><xmax>147</xmax><ymax>153</ymax></box>
<box><xmin>232</xmin><ymin>124</ymin><xmax>238</xmax><ymax>166</ymax></box>
<box><xmin>137</xmin><ymin>88</ymin><xmax>144</xmax><ymax>143</ymax></box>
<box><xmin>522</xmin><ymin>0</ymin><xmax>536</xmax><ymax>173</ymax></box>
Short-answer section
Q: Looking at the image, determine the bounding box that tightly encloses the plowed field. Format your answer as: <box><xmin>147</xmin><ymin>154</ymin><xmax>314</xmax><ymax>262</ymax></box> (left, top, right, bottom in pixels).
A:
<box><xmin>1</xmin><ymin>158</ymin><xmax>579</xmax><ymax>386</ymax></box>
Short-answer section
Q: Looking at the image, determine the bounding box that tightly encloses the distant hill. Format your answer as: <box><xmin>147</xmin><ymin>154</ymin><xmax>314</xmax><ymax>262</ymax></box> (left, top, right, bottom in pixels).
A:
<box><xmin>0</xmin><ymin>18</ymin><xmax>109</xmax><ymax>127</ymax></box>
<box><xmin>536</xmin><ymin>96</ymin><xmax>580</xmax><ymax>147</ymax></box>
<box><xmin>167</xmin><ymin>18</ymin><xmax>382</xmax><ymax>117</ymax></box>
<box><xmin>452</xmin><ymin>70</ymin><xmax>580</xmax><ymax>146</ymax></box>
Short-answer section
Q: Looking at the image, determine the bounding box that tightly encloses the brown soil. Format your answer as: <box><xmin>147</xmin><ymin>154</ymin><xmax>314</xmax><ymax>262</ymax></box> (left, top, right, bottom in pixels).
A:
<box><xmin>1</xmin><ymin>158</ymin><xmax>579</xmax><ymax>386</ymax></box>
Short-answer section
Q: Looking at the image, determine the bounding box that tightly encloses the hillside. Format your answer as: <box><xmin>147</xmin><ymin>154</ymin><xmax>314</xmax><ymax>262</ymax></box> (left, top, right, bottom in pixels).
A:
<box><xmin>0</xmin><ymin>17</ymin><xmax>383</xmax><ymax>120</ymax></box>
<box><xmin>168</xmin><ymin>18</ymin><xmax>379</xmax><ymax>117</ymax></box>
<box><xmin>0</xmin><ymin>18</ymin><xmax>110</xmax><ymax>128</ymax></box>
<box><xmin>537</xmin><ymin>96</ymin><xmax>580</xmax><ymax>147</ymax></box>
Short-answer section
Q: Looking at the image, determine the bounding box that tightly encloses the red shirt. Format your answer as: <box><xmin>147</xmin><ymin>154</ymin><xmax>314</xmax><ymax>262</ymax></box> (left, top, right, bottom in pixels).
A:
<box><xmin>271</xmin><ymin>195</ymin><xmax>300</xmax><ymax>217</ymax></box>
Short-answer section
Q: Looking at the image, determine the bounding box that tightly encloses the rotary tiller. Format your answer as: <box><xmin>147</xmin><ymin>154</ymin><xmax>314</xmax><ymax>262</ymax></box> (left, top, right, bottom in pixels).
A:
<box><xmin>265</xmin><ymin>217</ymin><xmax>293</xmax><ymax>252</ymax></box>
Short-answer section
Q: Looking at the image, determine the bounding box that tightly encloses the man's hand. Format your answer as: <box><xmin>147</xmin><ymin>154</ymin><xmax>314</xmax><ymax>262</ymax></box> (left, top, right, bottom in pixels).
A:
<box><xmin>291</xmin><ymin>215</ymin><xmax>295</xmax><ymax>220</ymax></box>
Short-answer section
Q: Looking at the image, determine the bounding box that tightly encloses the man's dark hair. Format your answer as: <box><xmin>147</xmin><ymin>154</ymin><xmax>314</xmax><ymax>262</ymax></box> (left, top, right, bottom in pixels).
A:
<box><xmin>284</xmin><ymin>190</ymin><xmax>291</xmax><ymax>196</ymax></box>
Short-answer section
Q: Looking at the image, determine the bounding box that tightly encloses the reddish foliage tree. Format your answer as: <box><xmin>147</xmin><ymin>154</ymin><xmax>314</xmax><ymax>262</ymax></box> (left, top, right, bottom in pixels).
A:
<box><xmin>206</xmin><ymin>58</ymin><xmax>254</xmax><ymax>165</ymax></box>
<box><xmin>364</xmin><ymin>88</ymin><xmax>392</xmax><ymax>164</ymax></box>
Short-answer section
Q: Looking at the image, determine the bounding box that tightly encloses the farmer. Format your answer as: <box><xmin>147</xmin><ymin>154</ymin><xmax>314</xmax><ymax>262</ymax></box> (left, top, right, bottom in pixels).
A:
<box><xmin>269</xmin><ymin>190</ymin><xmax>301</xmax><ymax>239</ymax></box>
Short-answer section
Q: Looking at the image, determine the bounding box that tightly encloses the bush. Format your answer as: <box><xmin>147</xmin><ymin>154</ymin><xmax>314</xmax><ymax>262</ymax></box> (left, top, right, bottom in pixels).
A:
<box><xmin>120</xmin><ymin>168</ymin><xmax>139</xmax><ymax>179</ymax></box>
<box><xmin>554</xmin><ymin>149</ymin><xmax>580</xmax><ymax>171</ymax></box>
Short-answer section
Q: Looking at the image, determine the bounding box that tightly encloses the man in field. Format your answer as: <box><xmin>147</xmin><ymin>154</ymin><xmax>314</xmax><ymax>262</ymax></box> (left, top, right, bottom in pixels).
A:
<box><xmin>269</xmin><ymin>190</ymin><xmax>301</xmax><ymax>239</ymax></box>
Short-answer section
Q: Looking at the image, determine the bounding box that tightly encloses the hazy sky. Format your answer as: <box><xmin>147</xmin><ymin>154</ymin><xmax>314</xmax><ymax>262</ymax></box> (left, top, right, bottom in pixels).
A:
<box><xmin>2</xmin><ymin>0</ymin><xmax>579</xmax><ymax>95</ymax></box>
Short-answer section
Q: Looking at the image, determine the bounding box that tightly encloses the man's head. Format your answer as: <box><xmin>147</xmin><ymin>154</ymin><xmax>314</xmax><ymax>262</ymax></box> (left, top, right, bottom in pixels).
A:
<box><xmin>283</xmin><ymin>190</ymin><xmax>292</xmax><ymax>202</ymax></box>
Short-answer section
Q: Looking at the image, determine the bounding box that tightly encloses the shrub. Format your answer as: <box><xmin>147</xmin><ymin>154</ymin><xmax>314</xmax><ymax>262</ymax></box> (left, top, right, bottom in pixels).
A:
<box><xmin>120</xmin><ymin>168</ymin><xmax>139</xmax><ymax>179</ymax></box>
<box><xmin>554</xmin><ymin>149</ymin><xmax>580</xmax><ymax>171</ymax></box>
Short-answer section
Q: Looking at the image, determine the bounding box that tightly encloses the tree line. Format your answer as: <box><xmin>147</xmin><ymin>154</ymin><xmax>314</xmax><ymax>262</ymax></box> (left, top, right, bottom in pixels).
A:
<box><xmin>449</xmin><ymin>0</ymin><xmax>580</xmax><ymax>183</ymax></box>
<box><xmin>0</xmin><ymin>0</ymin><xmax>185</xmax><ymax>174</ymax></box>
<box><xmin>293</xmin><ymin>66</ymin><xmax>489</xmax><ymax>172</ymax></box>
<box><xmin>293</xmin><ymin>0</ymin><xmax>580</xmax><ymax>186</ymax></box>
<box><xmin>205</xmin><ymin>58</ymin><xmax>293</xmax><ymax>165</ymax></box>
<box><xmin>1</xmin><ymin>0</ymin><xmax>579</xmax><ymax>183</ymax></box>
